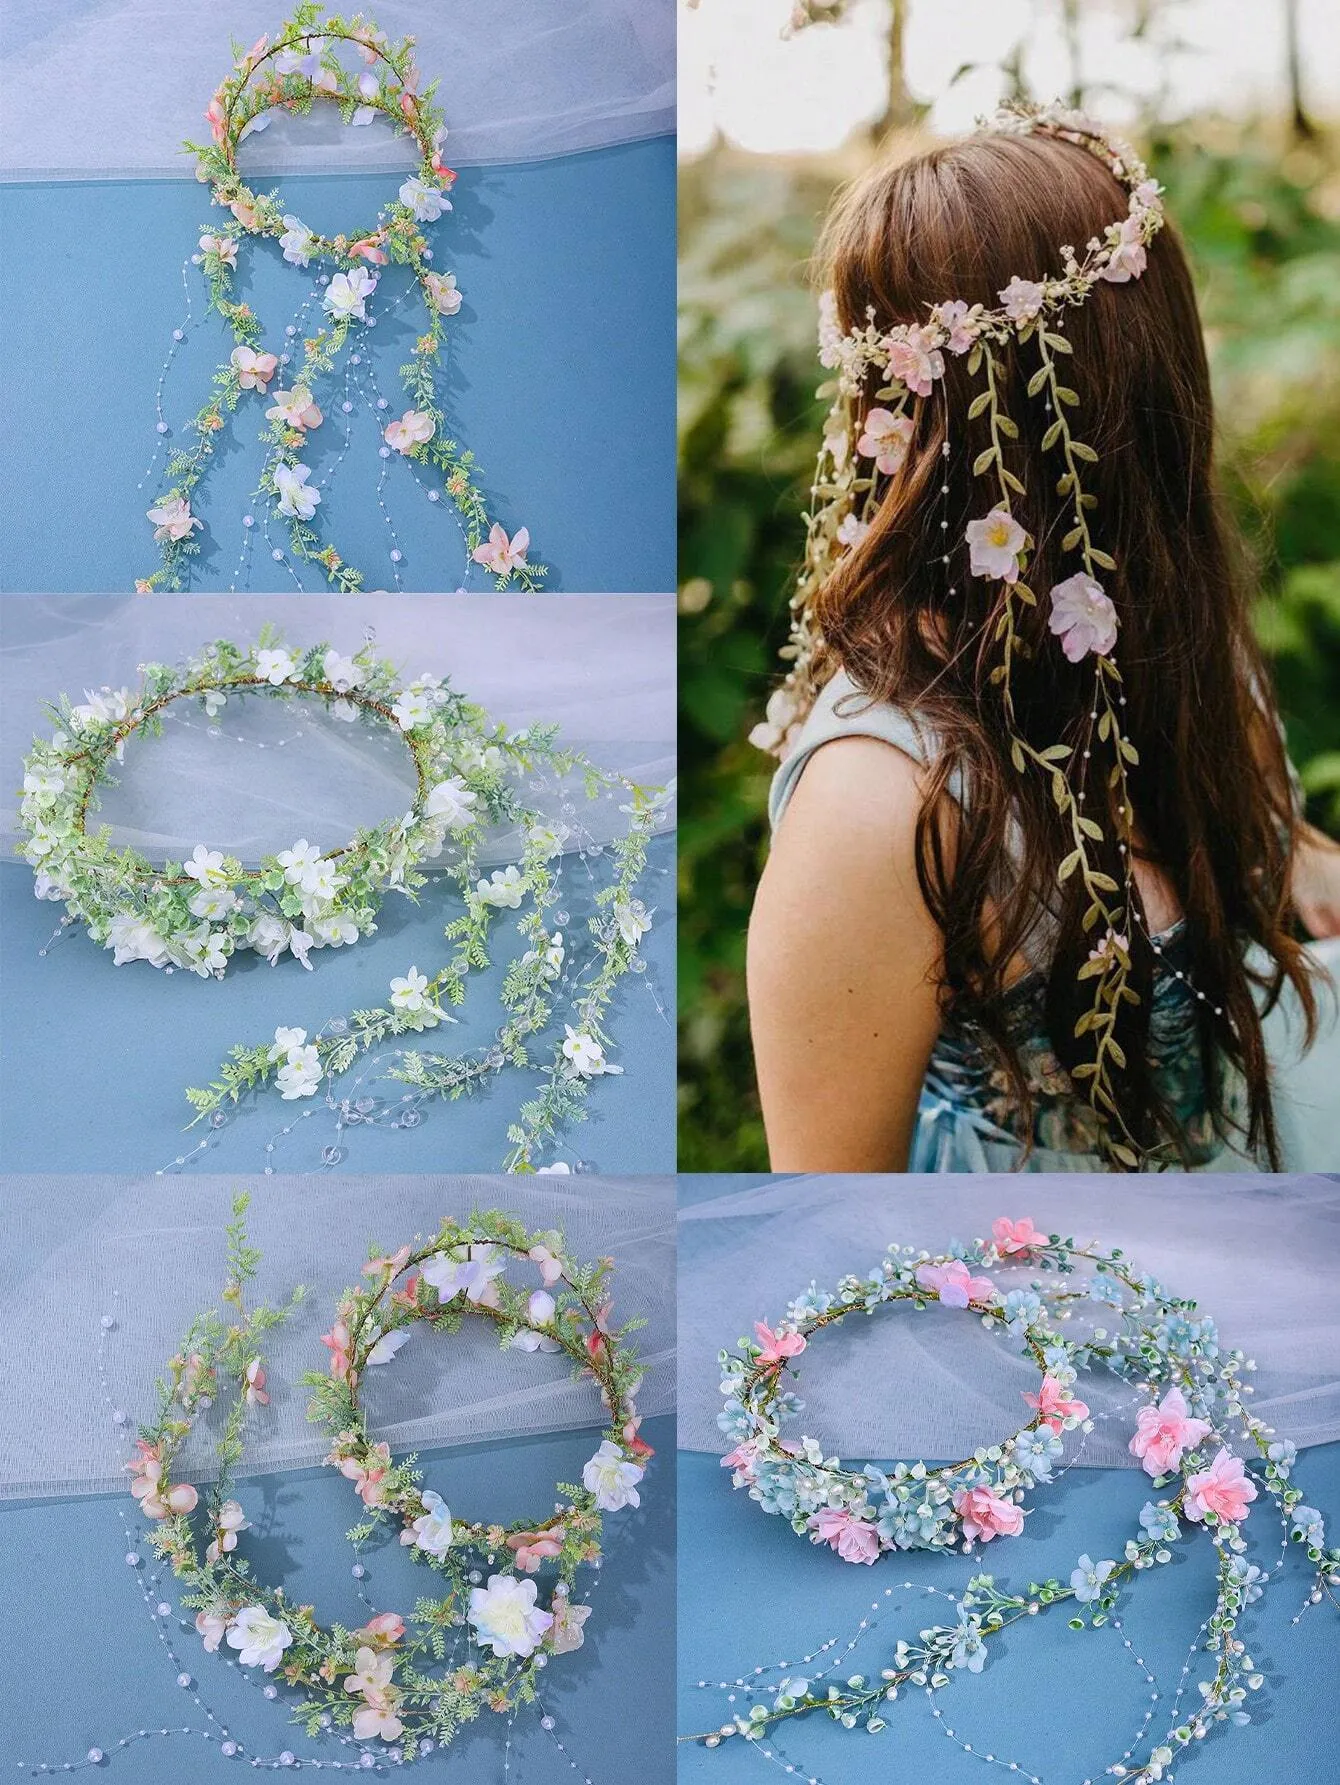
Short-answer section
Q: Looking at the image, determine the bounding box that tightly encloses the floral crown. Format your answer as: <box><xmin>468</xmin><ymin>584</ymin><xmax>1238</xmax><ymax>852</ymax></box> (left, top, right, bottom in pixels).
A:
<box><xmin>756</xmin><ymin>102</ymin><xmax>1178</xmax><ymax>1168</ymax></box>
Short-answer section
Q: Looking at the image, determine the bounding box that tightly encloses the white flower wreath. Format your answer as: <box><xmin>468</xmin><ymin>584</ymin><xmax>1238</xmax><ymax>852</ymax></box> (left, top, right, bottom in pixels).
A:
<box><xmin>16</xmin><ymin>629</ymin><xmax>666</xmax><ymax>1170</ymax></box>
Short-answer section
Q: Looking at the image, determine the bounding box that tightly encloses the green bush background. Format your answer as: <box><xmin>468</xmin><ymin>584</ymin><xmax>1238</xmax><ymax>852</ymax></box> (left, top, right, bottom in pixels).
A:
<box><xmin>678</xmin><ymin>60</ymin><xmax>1340</xmax><ymax>1169</ymax></box>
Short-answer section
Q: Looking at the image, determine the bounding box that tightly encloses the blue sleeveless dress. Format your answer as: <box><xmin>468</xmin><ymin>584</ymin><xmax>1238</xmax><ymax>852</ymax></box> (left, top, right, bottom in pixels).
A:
<box><xmin>769</xmin><ymin>671</ymin><xmax>1340</xmax><ymax>1172</ymax></box>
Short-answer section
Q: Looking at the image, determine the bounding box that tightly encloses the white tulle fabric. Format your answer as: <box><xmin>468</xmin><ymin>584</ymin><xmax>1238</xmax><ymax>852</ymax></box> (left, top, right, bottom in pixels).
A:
<box><xmin>0</xmin><ymin>1</ymin><xmax>674</xmax><ymax>178</ymax></box>
<box><xmin>1</xmin><ymin>1175</ymin><xmax>675</xmax><ymax>1501</ymax></box>
<box><xmin>678</xmin><ymin>1174</ymin><xmax>1340</xmax><ymax>1464</ymax></box>
<box><xmin>0</xmin><ymin>594</ymin><xmax>675</xmax><ymax>867</ymax></box>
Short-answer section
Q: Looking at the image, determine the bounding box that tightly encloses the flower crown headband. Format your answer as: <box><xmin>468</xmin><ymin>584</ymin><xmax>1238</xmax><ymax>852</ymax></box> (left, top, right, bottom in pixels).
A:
<box><xmin>756</xmin><ymin>102</ymin><xmax>1179</xmax><ymax>1168</ymax></box>
<box><xmin>140</xmin><ymin>5</ymin><xmax>541</xmax><ymax>594</ymax></box>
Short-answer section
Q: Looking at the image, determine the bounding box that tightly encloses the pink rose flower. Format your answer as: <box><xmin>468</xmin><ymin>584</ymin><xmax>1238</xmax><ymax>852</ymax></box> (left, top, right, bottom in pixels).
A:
<box><xmin>753</xmin><ymin>1320</ymin><xmax>807</xmax><ymax>1366</ymax></box>
<box><xmin>809</xmin><ymin>1506</ymin><xmax>882</xmax><ymax>1564</ymax></box>
<box><xmin>915</xmin><ymin>1258</ymin><xmax>994</xmax><ymax>1309</ymax></box>
<box><xmin>1128</xmin><ymin>1386</ymin><xmax>1214</xmax><ymax>1478</ymax></box>
<box><xmin>1184</xmin><ymin>1449</ymin><xmax>1258</xmax><ymax>1525</ymax></box>
<box><xmin>992</xmin><ymin>1215</ymin><xmax>1043</xmax><ymax>1256</ymax></box>
<box><xmin>952</xmin><ymin>1485</ymin><xmax>1025</xmax><ymax>1545</ymax></box>
<box><xmin>1023</xmin><ymin>1374</ymin><xmax>1090</xmax><ymax>1433</ymax></box>
<box><xmin>1048</xmin><ymin>572</ymin><xmax>1118</xmax><ymax>662</ymax></box>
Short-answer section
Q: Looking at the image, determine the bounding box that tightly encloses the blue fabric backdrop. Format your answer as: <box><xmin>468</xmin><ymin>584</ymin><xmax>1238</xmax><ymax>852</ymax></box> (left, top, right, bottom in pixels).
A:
<box><xmin>2</xmin><ymin>1414</ymin><xmax>674</xmax><ymax>1781</ymax></box>
<box><xmin>0</xmin><ymin>141</ymin><xmax>675</xmax><ymax>593</ymax></box>
<box><xmin>0</xmin><ymin>837</ymin><xmax>675</xmax><ymax>1176</ymax></box>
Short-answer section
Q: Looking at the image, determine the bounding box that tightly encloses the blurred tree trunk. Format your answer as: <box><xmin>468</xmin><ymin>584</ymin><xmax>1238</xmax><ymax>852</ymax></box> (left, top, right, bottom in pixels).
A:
<box><xmin>1284</xmin><ymin>0</ymin><xmax>1316</xmax><ymax>139</ymax></box>
<box><xmin>871</xmin><ymin>0</ymin><xmax>917</xmax><ymax>135</ymax></box>
<box><xmin>1060</xmin><ymin>0</ymin><xmax>1084</xmax><ymax>109</ymax></box>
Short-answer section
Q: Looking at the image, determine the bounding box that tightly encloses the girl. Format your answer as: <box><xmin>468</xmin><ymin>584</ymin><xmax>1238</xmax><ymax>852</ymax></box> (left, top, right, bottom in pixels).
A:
<box><xmin>747</xmin><ymin>107</ymin><xmax>1340</xmax><ymax>1174</ymax></box>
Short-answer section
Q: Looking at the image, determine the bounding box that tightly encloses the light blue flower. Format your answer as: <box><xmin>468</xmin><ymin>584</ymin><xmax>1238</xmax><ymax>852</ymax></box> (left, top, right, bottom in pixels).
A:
<box><xmin>1087</xmin><ymin>1274</ymin><xmax>1125</xmax><ymax>1307</ymax></box>
<box><xmin>1268</xmin><ymin>1440</ymin><xmax>1297</xmax><ymax>1469</ymax></box>
<box><xmin>1013</xmin><ymin>1429</ymin><xmax>1063</xmax><ymax>1482</ymax></box>
<box><xmin>1292</xmin><ymin>1505</ymin><xmax>1325</xmax><ymax>1549</ymax></box>
<box><xmin>1139</xmin><ymin>1501</ymin><xmax>1180</xmax><ymax>1543</ymax></box>
<box><xmin>1002</xmin><ymin>1288</ymin><xmax>1042</xmax><ymax>1328</ymax></box>
<box><xmin>1070</xmin><ymin>1554</ymin><xmax>1114</xmax><ymax>1603</ymax></box>
<box><xmin>949</xmin><ymin>1614</ymin><xmax>988</xmax><ymax>1674</ymax></box>
<box><xmin>1042</xmin><ymin>1343</ymin><xmax>1072</xmax><ymax>1371</ymax></box>
<box><xmin>1227</xmin><ymin>1558</ymin><xmax>1264</xmax><ymax>1604</ymax></box>
<box><xmin>718</xmin><ymin>1405</ymin><xmax>752</xmax><ymax>1440</ymax></box>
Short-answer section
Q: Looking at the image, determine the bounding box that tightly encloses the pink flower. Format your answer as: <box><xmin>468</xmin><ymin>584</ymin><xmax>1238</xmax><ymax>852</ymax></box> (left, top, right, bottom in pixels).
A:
<box><xmin>915</xmin><ymin>1259</ymin><xmax>994</xmax><ymax>1309</ymax></box>
<box><xmin>721</xmin><ymin>1441</ymin><xmax>761</xmax><ymax>1482</ymax></box>
<box><xmin>1048</xmin><ymin>572</ymin><xmax>1118</xmax><ymax>662</ymax></box>
<box><xmin>205</xmin><ymin>1499</ymin><xmax>250</xmax><ymax>1563</ymax></box>
<box><xmin>352</xmin><ymin>1690</ymin><xmax>404</xmax><ymax>1742</ymax></box>
<box><xmin>507</xmin><ymin>1528</ymin><xmax>564</xmax><ymax>1572</ymax></box>
<box><xmin>241</xmin><ymin>35</ymin><xmax>268</xmax><ymax>71</ymax></box>
<box><xmin>472</xmin><ymin>524</ymin><xmax>531</xmax><ymax>576</ymax></box>
<box><xmin>321</xmin><ymin>1321</ymin><xmax>355</xmax><ymax>1382</ymax></box>
<box><xmin>836</xmin><ymin>513</ymin><xmax>871</xmax><ymax>549</ymax></box>
<box><xmin>1102</xmin><ymin>216</ymin><xmax>1148</xmax><ymax>284</ymax></box>
<box><xmin>128</xmin><ymin>1439</ymin><xmax>199</xmax><ymax>1521</ymax></box>
<box><xmin>884</xmin><ymin>325</ymin><xmax>944</xmax><ymax>397</ymax></box>
<box><xmin>753</xmin><ymin>1320</ymin><xmax>807</xmax><ymax>1366</ymax></box>
<box><xmin>147</xmin><ymin>496</ymin><xmax>202</xmax><ymax>543</ymax></box>
<box><xmin>351</xmin><ymin>236</ymin><xmax>389</xmax><ymax>265</ymax></box>
<box><xmin>196</xmin><ymin>1609</ymin><xmax>229</xmax><ymax>1653</ymax></box>
<box><xmin>999</xmin><ymin>276</ymin><xmax>1045</xmax><ymax>323</ymax></box>
<box><xmin>357</xmin><ymin>1612</ymin><xmax>406</xmax><ymax>1646</ymax></box>
<box><xmin>1184</xmin><ymin>1449</ymin><xmax>1258</xmax><ymax>1524</ymax></box>
<box><xmin>528</xmin><ymin>1244</ymin><xmax>564</xmax><ymax>1287</ymax></box>
<box><xmin>809</xmin><ymin>1506</ymin><xmax>882</xmax><ymax>1564</ymax></box>
<box><xmin>966</xmin><ymin>507</ymin><xmax>1026</xmax><ymax>582</ymax></box>
<box><xmin>952</xmin><ymin>1485</ymin><xmax>1025</xmax><ymax>1545</ymax></box>
<box><xmin>206</xmin><ymin>95</ymin><xmax>228</xmax><ymax>144</ymax></box>
<box><xmin>1023</xmin><ymin>1374</ymin><xmax>1090</xmax><ymax>1433</ymax></box>
<box><xmin>1088</xmin><ymin>931</ymin><xmax>1129</xmax><ymax>967</ymax></box>
<box><xmin>231</xmin><ymin>346</ymin><xmax>279</xmax><ymax>392</ymax></box>
<box><xmin>362</xmin><ymin>1245</ymin><xmax>412</xmax><ymax>1280</ymax></box>
<box><xmin>855</xmin><ymin>406</ymin><xmax>914</xmax><ymax>475</ymax></box>
<box><xmin>1128</xmin><ymin>1387</ymin><xmax>1214</xmax><ymax>1478</ymax></box>
<box><xmin>335</xmin><ymin>1441</ymin><xmax>393</xmax><ymax>1508</ymax></box>
<box><xmin>992</xmin><ymin>1215</ymin><xmax>1043</xmax><ymax>1257</ymax></box>
<box><xmin>244</xmin><ymin>1358</ymin><xmax>268</xmax><ymax>1405</ymax></box>
<box><xmin>932</xmin><ymin>299</ymin><xmax>980</xmax><ymax>354</ymax></box>
<box><xmin>384</xmin><ymin>409</ymin><xmax>435</xmax><ymax>454</ymax></box>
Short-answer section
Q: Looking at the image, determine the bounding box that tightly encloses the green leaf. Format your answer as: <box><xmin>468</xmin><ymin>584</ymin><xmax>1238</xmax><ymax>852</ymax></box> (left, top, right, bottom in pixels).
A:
<box><xmin>1056</xmin><ymin>386</ymin><xmax>1080</xmax><ymax>407</ymax></box>
<box><xmin>1001</xmin><ymin>467</ymin><xmax>1026</xmax><ymax>495</ymax></box>
<box><xmin>1058</xmin><ymin>849</ymin><xmax>1082</xmax><ymax>881</ymax></box>
<box><xmin>1063</xmin><ymin>526</ymin><xmax>1084</xmax><ymax>551</ymax></box>
<box><xmin>1027</xmin><ymin>367</ymin><xmax>1049</xmax><ymax>398</ymax></box>
<box><xmin>997</xmin><ymin>413</ymin><xmax>1019</xmax><ymax>440</ymax></box>
<box><xmin>1089</xmin><ymin>548</ymin><xmax>1116</xmax><ymax>570</ymax></box>
<box><xmin>968</xmin><ymin>391</ymin><xmax>991</xmax><ymax>419</ymax></box>
<box><xmin>1044</xmin><ymin>332</ymin><xmax>1073</xmax><ymax>354</ymax></box>
<box><xmin>1041</xmin><ymin>420</ymin><xmax>1063</xmax><ymax>450</ymax></box>
<box><xmin>1071</xmin><ymin>441</ymin><xmax>1099</xmax><ymax>462</ymax></box>
<box><xmin>973</xmin><ymin>446</ymin><xmax>997</xmax><ymax>476</ymax></box>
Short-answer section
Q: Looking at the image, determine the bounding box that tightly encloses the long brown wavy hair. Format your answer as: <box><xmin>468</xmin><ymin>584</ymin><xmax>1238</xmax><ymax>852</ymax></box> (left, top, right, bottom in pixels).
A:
<box><xmin>811</xmin><ymin>130</ymin><xmax>1316</xmax><ymax>1167</ymax></box>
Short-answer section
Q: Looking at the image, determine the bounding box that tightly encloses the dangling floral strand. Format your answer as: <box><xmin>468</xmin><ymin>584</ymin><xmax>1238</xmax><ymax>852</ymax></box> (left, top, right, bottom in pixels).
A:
<box><xmin>754</xmin><ymin>102</ymin><xmax>1182</xmax><ymax>1168</ymax></box>
<box><xmin>140</xmin><ymin>5</ymin><xmax>543</xmax><ymax>594</ymax></box>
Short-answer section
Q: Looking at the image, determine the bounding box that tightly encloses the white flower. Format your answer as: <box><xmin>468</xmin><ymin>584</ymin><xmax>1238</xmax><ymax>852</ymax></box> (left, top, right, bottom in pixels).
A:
<box><xmin>581</xmin><ymin>1439</ymin><xmax>644</xmax><ymax>1512</ymax></box>
<box><xmin>330</xmin><ymin>699</ymin><xmax>358</xmax><ymax>723</ymax></box>
<box><xmin>835</xmin><ymin>513</ymin><xmax>870</xmax><ymax>551</ymax></box>
<box><xmin>511</xmin><ymin>1289</ymin><xmax>562</xmax><ymax>1352</ymax></box>
<box><xmin>279</xmin><ymin>215</ymin><xmax>315</xmax><ymax>267</ymax></box>
<box><xmin>384</xmin><ymin>409</ymin><xmax>435</xmax><ymax>454</ymax></box>
<box><xmin>366</xmin><ymin>1328</ymin><xmax>411</xmax><ymax>1366</ymax></box>
<box><xmin>273</xmin><ymin>462</ymin><xmax>321</xmax><ymax>521</ymax></box>
<box><xmin>999</xmin><ymin>275</ymin><xmax>1046</xmax><ymax>322</ymax></box>
<box><xmin>107</xmin><ymin>914</ymin><xmax>172</xmax><ymax>969</ymax></box>
<box><xmin>477</xmin><ymin>865</ymin><xmax>525</xmax><ymax>909</ymax></box>
<box><xmin>22</xmin><ymin>768</ymin><xmax>64</xmax><ymax>802</ymax></box>
<box><xmin>425</xmin><ymin>271</ymin><xmax>462</xmax><ymax>315</ymax></box>
<box><xmin>391</xmin><ymin>690</ymin><xmax>433</xmax><ymax>732</ymax></box>
<box><xmin>321</xmin><ymin>649</ymin><xmax>362</xmax><ymax>692</ymax></box>
<box><xmin>400</xmin><ymin>1489</ymin><xmax>453</xmax><ymax>1557</ymax></box>
<box><xmin>301</xmin><ymin>859</ymin><xmax>346</xmax><ymax>902</ymax></box>
<box><xmin>522</xmin><ymin>931</ymin><xmax>565</xmax><ymax>980</ymax></box>
<box><xmin>183</xmin><ymin>844</ymin><xmax>228</xmax><ymax>887</ymax></box>
<box><xmin>323</xmin><ymin>267</ymin><xmax>378</xmax><ymax>322</ymax></box>
<box><xmin>423</xmin><ymin>777</ymin><xmax>478</xmax><ymax>830</ymax></box>
<box><xmin>277</xmin><ymin>839</ymin><xmax>322</xmax><ymax>885</ymax></box>
<box><xmin>399</xmin><ymin>175</ymin><xmax>450</xmax><ymax>222</ymax></box>
<box><xmin>267</xmin><ymin>385</ymin><xmax>322</xmax><ymax>431</ymax></box>
<box><xmin>389</xmin><ymin>966</ymin><xmax>433</xmax><ymax>1013</ymax></box>
<box><xmin>562</xmin><ymin>1027</ymin><xmax>619</xmax><ymax>1078</ymax></box>
<box><xmin>310</xmin><ymin>913</ymin><xmax>359</xmax><ymax>946</ymax></box>
<box><xmin>147</xmin><ymin>496</ymin><xmax>201</xmax><ymax>542</ymax></box>
<box><xmin>467</xmin><ymin>1574</ymin><xmax>554</xmax><ymax>1659</ymax></box>
<box><xmin>226</xmin><ymin>1605</ymin><xmax>293</xmax><ymax>1672</ymax></box>
<box><xmin>199</xmin><ymin>233</ymin><xmax>237</xmax><ymax>268</ymax></box>
<box><xmin>268</xmin><ymin>1026</ymin><xmax>309</xmax><ymax>1063</ymax></box>
<box><xmin>422</xmin><ymin>1244</ymin><xmax>506</xmax><ymax>1305</ymax></box>
<box><xmin>249</xmin><ymin>913</ymin><xmax>296</xmax><ymax>965</ymax></box>
<box><xmin>357</xmin><ymin>71</ymin><xmax>380</xmax><ymax>99</ymax></box>
<box><xmin>256</xmin><ymin>647</ymin><xmax>297</xmax><ymax>685</ymax></box>
<box><xmin>188</xmin><ymin>886</ymin><xmax>238</xmax><ymax>920</ymax></box>
<box><xmin>536</xmin><ymin>1162</ymin><xmax>572</xmax><ymax>1175</ymax></box>
<box><xmin>204</xmin><ymin>689</ymin><xmax>227</xmax><ymax>717</ymax></box>
<box><xmin>182</xmin><ymin>924</ymin><xmax>229</xmax><ymax>977</ymax></box>
<box><xmin>1047</xmin><ymin>572</ymin><xmax>1119</xmax><ymax>662</ymax></box>
<box><xmin>615</xmin><ymin>901</ymin><xmax>651</xmax><ymax>947</ymax></box>
<box><xmin>527</xmin><ymin>824</ymin><xmax>567</xmax><ymax>859</ymax></box>
<box><xmin>70</xmin><ymin>686</ymin><xmax>131</xmax><ymax>730</ymax></box>
<box><xmin>965</xmin><ymin>507</ymin><xmax>1026</xmax><ymax>583</ymax></box>
<box><xmin>276</xmin><ymin>1045</ymin><xmax>322</xmax><ymax>1100</ymax></box>
<box><xmin>206</xmin><ymin>1500</ymin><xmax>250</xmax><ymax>1563</ymax></box>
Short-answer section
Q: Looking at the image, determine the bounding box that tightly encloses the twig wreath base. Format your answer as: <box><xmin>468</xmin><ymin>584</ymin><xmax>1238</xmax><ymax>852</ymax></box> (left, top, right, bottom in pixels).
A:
<box><xmin>142</xmin><ymin>4</ymin><xmax>543</xmax><ymax>594</ymax></box>
<box><xmin>17</xmin><ymin>629</ymin><xmax>665</xmax><ymax>1172</ymax></box>
<box><xmin>132</xmin><ymin>1201</ymin><xmax>652</xmax><ymax>1760</ymax></box>
<box><xmin>698</xmin><ymin>1216</ymin><xmax>1340</xmax><ymax>1783</ymax></box>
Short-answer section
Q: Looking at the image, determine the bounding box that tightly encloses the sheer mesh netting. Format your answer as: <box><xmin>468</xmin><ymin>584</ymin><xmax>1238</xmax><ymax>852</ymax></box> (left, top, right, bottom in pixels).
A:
<box><xmin>1</xmin><ymin>1175</ymin><xmax>675</xmax><ymax>1500</ymax></box>
<box><xmin>0</xmin><ymin>1</ymin><xmax>674</xmax><ymax>178</ymax></box>
<box><xmin>677</xmin><ymin>1174</ymin><xmax>1340</xmax><ymax>1464</ymax></box>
